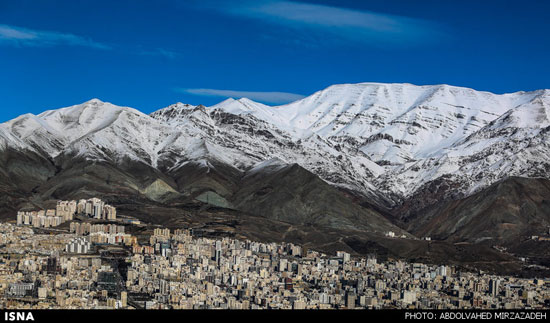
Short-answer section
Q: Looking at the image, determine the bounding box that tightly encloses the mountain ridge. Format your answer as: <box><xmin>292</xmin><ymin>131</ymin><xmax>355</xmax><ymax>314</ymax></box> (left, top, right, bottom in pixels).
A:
<box><xmin>3</xmin><ymin>82</ymin><xmax>550</xmax><ymax>209</ymax></box>
<box><xmin>2</xmin><ymin>82</ymin><xmax>550</xmax><ymax>274</ymax></box>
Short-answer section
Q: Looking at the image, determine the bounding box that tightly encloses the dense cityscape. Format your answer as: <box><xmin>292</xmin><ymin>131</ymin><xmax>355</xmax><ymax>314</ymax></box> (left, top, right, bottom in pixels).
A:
<box><xmin>0</xmin><ymin>199</ymin><xmax>548</xmax><ymax>309</ymax></box>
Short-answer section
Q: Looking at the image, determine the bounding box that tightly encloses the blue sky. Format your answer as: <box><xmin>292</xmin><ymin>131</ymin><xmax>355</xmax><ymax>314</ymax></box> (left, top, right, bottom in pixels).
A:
<box><xmin>1</xmin><ymin>0</ymin><xmax>549</xmax><ymax>122</ymax></box>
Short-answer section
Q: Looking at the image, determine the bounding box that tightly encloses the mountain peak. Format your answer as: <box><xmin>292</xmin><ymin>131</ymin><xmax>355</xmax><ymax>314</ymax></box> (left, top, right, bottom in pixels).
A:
<box><xmin>210</xmin><ymin>97</ymin><xmax>258</xmax><ymax>113</ymax></box>
<box><xmin>172</xmin><ymin>102</ymin><xmax>194</xmax><ymax>108</ymax></box>
<box><xmin>237</xmin><ymin>97</ymin><xmax>255</xmax><ymax>104</ymax></box>
<box><xmin>219</xmin><ymin>98</ymin><xmax>237</xmax><ymax>104</ymax></box>
<box><xmin>85</xmin><ymin>98</ymin><xmax>104</xmax><ymax>104</ymax></box>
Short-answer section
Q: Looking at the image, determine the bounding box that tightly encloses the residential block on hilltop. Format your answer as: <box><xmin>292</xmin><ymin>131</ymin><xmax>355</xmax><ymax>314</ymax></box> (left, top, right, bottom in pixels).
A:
<box><xmin>16</xmin><ymin>198</ymin><xmax>117</xmax><ymax>228</ymax></box>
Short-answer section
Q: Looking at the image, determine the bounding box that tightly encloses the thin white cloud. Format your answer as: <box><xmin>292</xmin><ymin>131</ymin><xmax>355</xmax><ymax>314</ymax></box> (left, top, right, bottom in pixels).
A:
<box><xmin>177</xmin><ymin>88</ymin><xmax>305</xmax><ymax>104</ymax></box>
<box><xmin>0</xmin><ymin>24</ymin><xmax>110</xmax><ymax>49</ymax></box>
<box><xmin>139</xmin><ymin>48</ymin><xmax>180</xmax><ymax>59</ymax></box>
<box><xmin>190</xmin><ymin>0</ymin><xmax>444</xmax><ymax>45</ymax></box>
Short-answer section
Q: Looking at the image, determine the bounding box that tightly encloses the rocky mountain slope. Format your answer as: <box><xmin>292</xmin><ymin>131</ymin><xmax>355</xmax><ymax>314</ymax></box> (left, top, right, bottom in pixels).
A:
<box><xmin>3</xmin><ymin>84</ymin><xmax>549</xmax><ymax>210</ymax></box>
<box><xmin>404</xmin><ymin>177</ymin><xmax>550</xmax><ymax>243</ymax></box>
<box><xmin>2</xmin><ymin>82</ymin><xmax>550</xmax><ymax>273</ymax></box>
<box><xmin>0</xmin><ymin>97</ymin><xmax>407</xmax><ymax>236</ymax></box>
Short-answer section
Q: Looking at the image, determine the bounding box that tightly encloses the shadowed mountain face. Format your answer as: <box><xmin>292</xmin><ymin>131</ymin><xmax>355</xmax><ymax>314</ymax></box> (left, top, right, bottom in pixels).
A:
<box><xmin>404</xmin><ymin>177</ymin><xmax>550</xmax><ymax>244</ymax></box>
<box><xmin>0</xmin><ymin>148</ymin><xmax>523</xmax><ymax>274</ymax></box>
<box><xmin>0</xmin><ymin>144</ymin><xmax>540</xmax><ymax>275</ymax></box>
<box><xmin>0</xmin><ymin>148</ymin><xmax>57</xmax><ymax>215</ymax></box>
<box><xmin>0</xmin><ymin>144</ymin><xmax>403</xmax><ymax>234</ymax></box>
<box><xmin>232</xmin><ymin>162</ymin><xmax>407</xmax><ymax>235</ymax></box>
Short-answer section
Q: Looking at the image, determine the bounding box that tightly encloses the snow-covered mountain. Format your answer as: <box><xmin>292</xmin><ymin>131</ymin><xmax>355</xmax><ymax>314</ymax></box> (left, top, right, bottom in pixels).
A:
<box><xmin>2</xmin><ymin>83</ymin><xmax>550</xmax><ymax>211</ymax></box>
<box><xmin>0</xmin><ymin>99</ymin><xmax>175</xmax><ymax>167</ymax></box>
<box><xmin>150</xmin><ymin>101</ymin><xmax>385</xmax><ymax>203</ymax></box>
<box><xmin>200</xmin><ymin>83</ymin><xmax>550</xmax><ymax>206</ymax></box>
